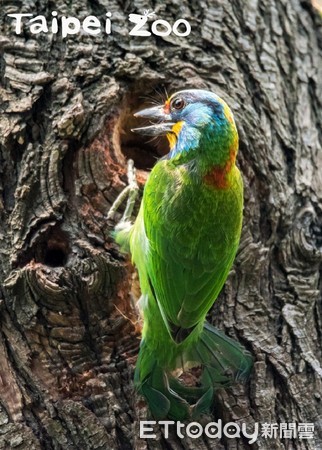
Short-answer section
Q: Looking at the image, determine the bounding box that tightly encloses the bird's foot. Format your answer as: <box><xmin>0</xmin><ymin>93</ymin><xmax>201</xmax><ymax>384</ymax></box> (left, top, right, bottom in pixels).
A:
<box><xmin>107</xmin><ymin>159</ymin><xmax>139</xmax><ymax>223</ymax></box>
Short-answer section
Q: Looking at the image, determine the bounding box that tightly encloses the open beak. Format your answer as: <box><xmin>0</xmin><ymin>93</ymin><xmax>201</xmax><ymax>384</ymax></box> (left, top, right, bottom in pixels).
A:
<box><xmin>131</xmin><ymin>105</ymin><xmax>175</xmax><ymax>136</ymax></box>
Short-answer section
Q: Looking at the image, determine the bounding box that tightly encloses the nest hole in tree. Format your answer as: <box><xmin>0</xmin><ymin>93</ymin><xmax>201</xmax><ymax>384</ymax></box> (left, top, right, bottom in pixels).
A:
<box><xmin>116</xmin><ymin>90</ymin><xmax>171</xmax><ymax>171</ymax></box>
<box><xmin>43</xmin><ymin>247</ymin><xmax>67</xmax><ymax>267</ymax></box>
<box><xmin>35</xmin><ymin>226</ymin><xmax>70</xmax><ymax>268</ymax></box>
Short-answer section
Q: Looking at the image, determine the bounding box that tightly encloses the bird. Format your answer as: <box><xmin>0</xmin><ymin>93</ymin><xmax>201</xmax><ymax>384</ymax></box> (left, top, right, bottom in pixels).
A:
<box><xmin>113</xmin><ymin>89</ymin><xmax>253</xmax><ymax>420</ymax></box>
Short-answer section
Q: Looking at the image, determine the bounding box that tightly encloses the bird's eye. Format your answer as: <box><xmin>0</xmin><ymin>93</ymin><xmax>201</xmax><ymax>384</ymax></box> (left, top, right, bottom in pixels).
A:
<box><xmin>171</xmin><ymin>97</ymin><xmax>186</xmax><ymax>111</ymax></box>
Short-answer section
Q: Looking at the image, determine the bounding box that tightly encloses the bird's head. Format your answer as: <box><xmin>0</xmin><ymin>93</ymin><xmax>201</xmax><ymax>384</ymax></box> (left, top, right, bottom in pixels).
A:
<box><xmin>132</xmin><ymin>89</ymin><xmax>239</xmax><ymax>169</ymax></box>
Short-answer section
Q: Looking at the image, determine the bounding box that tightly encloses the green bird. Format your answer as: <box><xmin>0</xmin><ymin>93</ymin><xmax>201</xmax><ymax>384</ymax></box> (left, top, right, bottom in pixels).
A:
<box><xmin>114</xmin><ymin>89</ymin><xmax>253</xmax><ymax>420</ymax></box>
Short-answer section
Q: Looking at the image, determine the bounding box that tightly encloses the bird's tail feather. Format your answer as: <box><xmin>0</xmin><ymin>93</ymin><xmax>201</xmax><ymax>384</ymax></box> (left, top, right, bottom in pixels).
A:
<box><xmin>134</xmin><ymin>322</ymin><xmax>253</xmax><ymax>420</ymax></box>
<box><xmin>188</xmin><ymin>321</ymin><xmax>253</xmax><ymax>386</ymax></box>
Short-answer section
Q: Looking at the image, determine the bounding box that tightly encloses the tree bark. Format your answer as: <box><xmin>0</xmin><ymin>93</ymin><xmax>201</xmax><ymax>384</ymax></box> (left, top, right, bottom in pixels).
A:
<box><xmin>0</xmin><ymin>0</ymin><xmax>322</xmax><ymax>449</ymax></box>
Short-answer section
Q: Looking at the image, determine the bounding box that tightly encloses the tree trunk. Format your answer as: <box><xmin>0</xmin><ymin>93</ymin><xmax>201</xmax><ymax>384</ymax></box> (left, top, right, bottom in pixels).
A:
<box><xmin>0</xmin><ymin>1</ymin><xmax>321</xmax><ymax>449</ymax></box>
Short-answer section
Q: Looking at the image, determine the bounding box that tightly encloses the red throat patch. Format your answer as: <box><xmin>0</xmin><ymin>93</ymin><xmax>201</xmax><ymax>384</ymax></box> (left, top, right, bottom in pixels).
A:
<box><xmin>203</xmin><ymin>148</ymin><xmax>236</xmax><ymax>189</ymax></box>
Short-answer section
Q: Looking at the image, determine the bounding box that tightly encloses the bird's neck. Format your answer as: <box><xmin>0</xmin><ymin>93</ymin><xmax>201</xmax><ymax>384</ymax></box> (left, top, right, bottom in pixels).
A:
<box><xmin>198</xmin><ymin>121</ymin><xmax>238</xmax><ymax>168</ymax></box>
<box><xmin>168</xmin><ymin>121</ymin><xmax>239</xmax><ymax>188</ymax></box>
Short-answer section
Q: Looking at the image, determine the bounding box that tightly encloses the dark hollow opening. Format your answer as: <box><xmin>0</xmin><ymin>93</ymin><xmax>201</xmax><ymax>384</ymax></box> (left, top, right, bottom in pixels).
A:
<box><xmin>118</xmin><ymin>87</ymin><xmax>171</xmax><ymax>170</ymax></box>
<box><xmin>34</xmin><ymin>226</ymin><xmax>70</xmax><ymax>268</ymax></box>
<box><xmin>43</xmin><ymin>247</ymin><xmax>68</xmax><ymax>267</ymax></box>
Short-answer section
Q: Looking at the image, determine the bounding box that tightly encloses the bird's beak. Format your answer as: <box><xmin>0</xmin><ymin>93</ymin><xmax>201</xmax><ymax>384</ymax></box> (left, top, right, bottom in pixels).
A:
<box><xmin>131</xmin><ymin>105</ymin><xmax>175</xmax><ymax>136</ymax></box>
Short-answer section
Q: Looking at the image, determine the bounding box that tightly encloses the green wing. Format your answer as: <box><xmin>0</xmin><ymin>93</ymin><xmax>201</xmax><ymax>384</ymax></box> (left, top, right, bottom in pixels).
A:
<box><xmin>136</xmin><ymin>159</ymin><xmax>243</xmax><ymax>332</ymax></box>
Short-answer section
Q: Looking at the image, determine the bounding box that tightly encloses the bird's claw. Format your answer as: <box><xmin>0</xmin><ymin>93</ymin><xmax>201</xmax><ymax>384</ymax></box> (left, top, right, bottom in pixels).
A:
<box><xmin>107</xmin><ymin>159</ymin><xmax>139</xmax><ymax>223</ymax></box>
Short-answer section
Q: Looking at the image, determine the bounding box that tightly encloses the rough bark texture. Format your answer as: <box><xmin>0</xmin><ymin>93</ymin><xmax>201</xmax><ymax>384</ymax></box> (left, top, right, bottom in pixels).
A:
<box><xmin>0</xmin><ymin>0</ymin><xmax>322</xmax><ymax>449</ymax></box>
